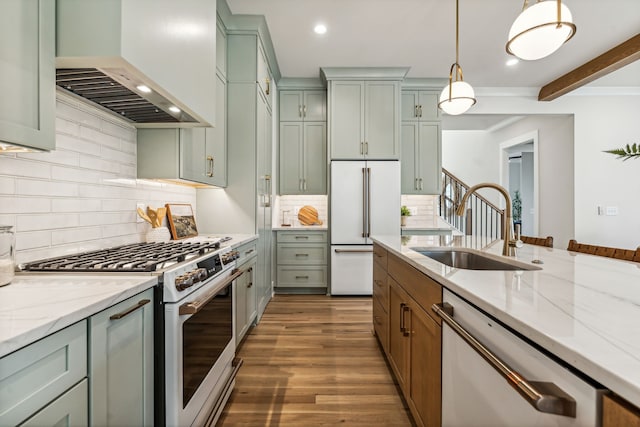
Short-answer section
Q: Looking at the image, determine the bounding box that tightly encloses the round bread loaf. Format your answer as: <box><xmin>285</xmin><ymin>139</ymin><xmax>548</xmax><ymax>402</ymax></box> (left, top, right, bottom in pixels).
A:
<box><xmin>298</xmin><ymin>205</ymin><xmax>323</xmax><ymax>225</ymax></box>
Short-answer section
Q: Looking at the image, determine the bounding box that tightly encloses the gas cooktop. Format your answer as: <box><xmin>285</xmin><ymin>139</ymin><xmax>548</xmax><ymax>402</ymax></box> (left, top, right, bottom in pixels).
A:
<box><xmin>20</xmin><ymin>240</ymin><xmax>229</xmax><ymax>273</ymax></box>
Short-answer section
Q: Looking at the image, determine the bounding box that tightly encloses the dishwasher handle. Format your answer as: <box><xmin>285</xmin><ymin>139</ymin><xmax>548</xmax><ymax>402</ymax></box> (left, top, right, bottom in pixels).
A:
<box><xmin>432</xmin><ymin>302</ymin><xmax>577</xmax><ymax>418</ymax></box>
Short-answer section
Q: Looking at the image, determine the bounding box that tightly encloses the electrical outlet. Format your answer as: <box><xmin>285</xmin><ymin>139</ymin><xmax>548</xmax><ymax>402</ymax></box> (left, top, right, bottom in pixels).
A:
<box><xmin>136</xmin><ymin>202</ymin><xmax>146</xmax><ymax>222</ymax></box>
<box><xmin>606</xmin><ymin>206</ymin><xmax>618</xmax><ymax>216</ymax></box>
<box><xmin>294</xmin><ymin>206</ymin><xmax>301</xmax><ymax>215</ymax></box>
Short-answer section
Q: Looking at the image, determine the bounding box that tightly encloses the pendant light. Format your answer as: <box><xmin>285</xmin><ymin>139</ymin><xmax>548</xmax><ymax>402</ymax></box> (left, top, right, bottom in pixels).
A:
<box><xmin>506</xmin><ymin>0</ymin><xmax>576</xmax><ymax>61</ymax></box>
<box><xmin>438</xmin><ymin>0</ymin><xmax>476</xmax><ymax>116</ymax></box>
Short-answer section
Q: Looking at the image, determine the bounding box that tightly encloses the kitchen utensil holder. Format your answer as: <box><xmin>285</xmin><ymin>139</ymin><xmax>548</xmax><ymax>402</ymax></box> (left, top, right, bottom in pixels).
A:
<box><xmin>146</xmin><ymin>226</ymin><xmax>171</xmax><ymax>243</ymax></box>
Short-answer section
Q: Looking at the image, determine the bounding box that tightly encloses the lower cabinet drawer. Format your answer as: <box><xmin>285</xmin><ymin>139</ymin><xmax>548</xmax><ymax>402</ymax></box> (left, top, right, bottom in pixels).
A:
<box><xmin>277</xmin><ymin>244</ymin><xmax>327</xmax><ymax>265</ymax></box>
<box><xmin>20</xmin><ymin>379</ymin><xmax>88</xmax><ymax>427</ymax></box>
<box><xmin>373</xmin><ymin>297</ymin><xmax>388</xmax><ymax>352</ymax></box>
<box><xmin>235</xmin><ymin>240</ymin><xmax>258</xmax><ymax>265</ymax></box>
<box><xmin>276</xmin><ymin>266</ymin><xmax>327</xmax><ymax>287</ymax></box>
<box><xmin>0</xmin><ymin>321</ymin><xmax>87</xmax><ymax>426</ymax></box>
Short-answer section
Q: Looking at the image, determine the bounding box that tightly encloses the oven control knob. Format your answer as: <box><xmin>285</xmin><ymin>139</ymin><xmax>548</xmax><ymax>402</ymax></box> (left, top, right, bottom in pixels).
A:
<box><xmin>175</xmin><ymin>274</ymin><xmax>194</xmax><ymax>291</ymax></box>
<box><xmin>193</xmin><ymin>268</ymin><xmax>208</xmax><ymax>283</ymax></box>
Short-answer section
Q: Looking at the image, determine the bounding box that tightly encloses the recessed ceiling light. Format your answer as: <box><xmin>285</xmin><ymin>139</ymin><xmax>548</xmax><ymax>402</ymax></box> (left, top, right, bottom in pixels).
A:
<box><xmin>506</xmin><ymin>58</ymin><xmax>520</xmax><ymax>67</ymax></box>
<box><xmin>169</xmin><ymin>106</ymin><xmax>181</xmax><ymax>113</ymax></box>
<box><xmin>137</xmin><ymin>85</ymin><xmax>152</xmax><ymax>93</ymax></box>
<box><xmin>314</xmin><ymin>24</ymin><xmax>327</xmax><ymax>35</ymax></box>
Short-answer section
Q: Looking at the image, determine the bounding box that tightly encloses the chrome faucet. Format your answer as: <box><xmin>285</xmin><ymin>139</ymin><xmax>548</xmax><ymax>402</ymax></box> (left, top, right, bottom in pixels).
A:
<box><xmin>455</xmin><ymin>182</ymin><xmax>523</xmax><ymax>256</ymax></box>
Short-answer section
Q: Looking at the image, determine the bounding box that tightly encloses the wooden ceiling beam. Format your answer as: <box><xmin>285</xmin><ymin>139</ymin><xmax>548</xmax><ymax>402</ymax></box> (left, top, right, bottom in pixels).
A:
<box><xmin>538</xmin><ymin>33</ymin><xmax>640</xmax><ymax>101</ymax></box>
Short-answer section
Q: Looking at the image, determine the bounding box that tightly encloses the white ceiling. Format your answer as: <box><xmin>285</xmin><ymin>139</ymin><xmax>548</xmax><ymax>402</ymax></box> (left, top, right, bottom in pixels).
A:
<box><xmin>226</xmin><ymin>0</ymin><xmax>640</xmax><ymax>88</ymax></box>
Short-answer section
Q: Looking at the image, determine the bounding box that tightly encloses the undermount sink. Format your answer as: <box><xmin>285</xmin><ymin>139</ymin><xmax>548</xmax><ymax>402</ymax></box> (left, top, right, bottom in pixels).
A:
<box><xmin>412</xmin><ymin>248</ymin><xmax>541</xmax><ymax>271</ymax></box>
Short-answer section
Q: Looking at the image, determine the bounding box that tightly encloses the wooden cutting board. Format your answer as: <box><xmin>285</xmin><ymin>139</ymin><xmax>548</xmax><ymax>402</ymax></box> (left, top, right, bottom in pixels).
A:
<box><xmin>298</xmin><ymin>205</ymin><xmax>323</xmax><ymax>225</ymax></box>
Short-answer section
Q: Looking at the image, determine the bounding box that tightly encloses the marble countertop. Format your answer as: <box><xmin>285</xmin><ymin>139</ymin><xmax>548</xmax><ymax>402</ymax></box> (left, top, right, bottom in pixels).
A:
<box><xmin>0</xmin><ymin>275</ymin><xmax>157</xmax><ymax>358</ymax></box>
<box><xmin>374</xmin><ymin>234</ymin><xmax>640</xmax><ymax>408</ymax></box>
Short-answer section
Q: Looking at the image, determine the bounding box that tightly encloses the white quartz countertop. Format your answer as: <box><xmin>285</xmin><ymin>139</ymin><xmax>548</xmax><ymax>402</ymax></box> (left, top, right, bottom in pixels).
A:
<box><xmin>373</xmin><ymin>234</ymin><xmax>640</xmax><ymax>408</ymax></box>
<box><xmin>0</xmin><ymin>274</ymin><xmax>157</xmax><ymax>358</ymax></box>
<box><xmin>186</xmin><ymin>233</ymin><xmax>258</xmax><ymax>247</ymax></box>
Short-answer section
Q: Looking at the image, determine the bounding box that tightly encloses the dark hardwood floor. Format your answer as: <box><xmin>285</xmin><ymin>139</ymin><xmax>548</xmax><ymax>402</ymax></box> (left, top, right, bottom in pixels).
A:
<box><xmin>216</xmin><ymin>295</ymin><xmax>414</xmax><ymax>426</ymax></box>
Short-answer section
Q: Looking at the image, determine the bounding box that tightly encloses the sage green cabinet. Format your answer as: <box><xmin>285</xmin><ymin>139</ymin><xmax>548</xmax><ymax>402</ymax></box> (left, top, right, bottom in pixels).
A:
<box><xmin>20</xmin><ymin>380</ymin><xmax>88</xmax><ymax>427</ymax></box>
<box><xmin>329</xmin><ymin>80</ymin><xmax>400</xmax><ymax>160</ymax></box>
<box><xmin>89</xmin><ymin>288</ymin><xmax>154</xmax><ymax>427</ymax></box>
<box><xmin>257</xmin><ymin>43</ymin><xmax>273</xmax><ymax>108</ymax></box>
<box><xmin>401</xmin><ymin>90</ymin><xmax>440</xmax><ymax>122</ymax></box>
<box><xmin>0</xmin><ymin>321</ymin><xmax>87</xmax><ymax>426</ymax></box>
<box><xmin>401</xmin><ymin>122</ymin><xmax>441</xmax><ymax>195</ymax></box>
<box><xmin>0</xmin><ymin>0</ymin><xmax>55</xmax><ymax>151</ymax></box>
<box><xmin>280</xmin><ymin>90</ymin><xmax>326</xmax><ymax>122</ymax></box>
<box><xmin>279</xmin><ymin>122</ymin><xmax>327</xmax><ymax>195</ymax></box>
<box><xmin>235</xmin><ymin>254</ymin><xmax>257</xmax><ymax>345</ymax></box>
<box><xmin>276</xmin><ymin>230</ymin><xmax>328</xmax><ymax>293</ymax></box>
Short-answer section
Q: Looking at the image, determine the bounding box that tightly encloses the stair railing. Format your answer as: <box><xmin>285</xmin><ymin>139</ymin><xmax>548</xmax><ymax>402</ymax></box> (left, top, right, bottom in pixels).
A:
<box><xmin>440</xmin><ymin>168</ymin><xmax>504</xmax><ymax>241</ymax></box>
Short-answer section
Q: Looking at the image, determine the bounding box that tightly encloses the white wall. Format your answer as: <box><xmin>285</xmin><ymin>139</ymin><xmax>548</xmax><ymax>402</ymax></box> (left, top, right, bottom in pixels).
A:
<box><xmin>441</xmin><ymin>130</ymin><xmax>501</xmax><ymax>206</ymax></box>
<box><xmin>453</xmin><ymin>89</ymin><xmax>640</xmax><ymax>249</ymax></box>
<box><xmin>0</xmin><ymin>93</ymin><xmax>196</xmax><ymax>264</ymax></box>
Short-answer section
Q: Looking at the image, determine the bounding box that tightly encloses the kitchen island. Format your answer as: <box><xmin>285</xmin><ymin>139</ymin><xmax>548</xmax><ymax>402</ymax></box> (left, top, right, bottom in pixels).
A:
<box><xmin>373</xmin><ymin>234</ymin><xmax>640</xmax><ymax>410</ymax></box>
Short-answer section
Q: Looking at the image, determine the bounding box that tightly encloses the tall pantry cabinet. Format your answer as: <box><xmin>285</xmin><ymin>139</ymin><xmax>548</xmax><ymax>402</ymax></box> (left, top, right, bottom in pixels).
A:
<box><xmin>197</xmin><ymin>7</ymin><xmax>277</xmax><ymax>321</ymax></box>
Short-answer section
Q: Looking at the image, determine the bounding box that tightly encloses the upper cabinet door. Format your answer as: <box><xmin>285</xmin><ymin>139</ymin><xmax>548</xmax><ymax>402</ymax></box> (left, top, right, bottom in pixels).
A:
<box><xmin>216</xmin><ymin>20</ymin><xmax>227</xmax><ymax>78</ymax></box>
<box><xmin>179</xmin><ymin>128</ymin><xmax>208</xmax><ymax>183</ymax></box>
<box><xmin>417</xmin><ymin>122</ymin><xmax>441</xmax><ymax>195</ymax></box>
<box><xmin>402</xmin><ymin>90</ymin><xmax>440</xmax><ymax>122</ymax></box>
<box><xmin>0</xmin><ymin>0</ymin><xmax>55</xmax><ymax>151</ymax></box>
<box><xmin>303</xmin><ymin>91</ymin><xmax>326</xmax><ymax>121</ymax></box>
<box><xmin>279</xmin><ymin>122</ymin><xmax>304</xmax><ymax>194</ymax></box>
<box><xmin>280</xmin><ymin>91</ymin><xmax>304</xmax><ymax>121</ymax></box>
<box><xmin>364</xmin><ymin>81</ymin><xmax>399</xmax><ymax>160</ymax></box>
<box><xmin>303</xmin><ymin>122</ymin><xmax>327</xmax><ymax>194</ymax></box>
<box><xmin>330</xmin><ymin>81</ymin><xmax>365</xmax><ymax>159</ymax></box>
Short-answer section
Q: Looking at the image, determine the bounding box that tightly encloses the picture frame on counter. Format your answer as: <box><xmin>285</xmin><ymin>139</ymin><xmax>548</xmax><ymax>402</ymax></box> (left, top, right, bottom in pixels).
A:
<box><xmin>166</xmin><ymin>203</ymin><xmax>198</xmax><ymax>240</ymax></box>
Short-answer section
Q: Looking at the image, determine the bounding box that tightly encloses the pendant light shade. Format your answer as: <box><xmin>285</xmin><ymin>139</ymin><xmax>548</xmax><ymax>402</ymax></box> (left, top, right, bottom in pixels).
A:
<box><xmin>438</xmin><ymin>0</ymin><xmax>476</xmax><ymax>116</ymax></box>
<box><xmin>506</xmin><ymin>0</ymin><xmax>576</xmax><ymax>61</ymax></box>
<box><xmin>438</xmin><ymin>66</ymin><xmax>476</xmax><ymax>116</ymax></box>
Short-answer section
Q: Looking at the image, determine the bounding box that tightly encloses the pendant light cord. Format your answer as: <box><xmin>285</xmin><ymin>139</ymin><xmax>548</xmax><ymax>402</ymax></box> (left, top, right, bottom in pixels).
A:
<box><xmin>455</xmin><ymin>0</ymin><xmax>459</xmax><ymax>65</ymax></box>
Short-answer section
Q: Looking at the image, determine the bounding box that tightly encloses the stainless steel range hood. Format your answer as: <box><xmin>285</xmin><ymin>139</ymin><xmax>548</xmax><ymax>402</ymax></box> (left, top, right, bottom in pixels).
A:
<box><xmin>56</xmin><ymin>0</ymin><xmax>217</xmax><ymax>128</ymax></box>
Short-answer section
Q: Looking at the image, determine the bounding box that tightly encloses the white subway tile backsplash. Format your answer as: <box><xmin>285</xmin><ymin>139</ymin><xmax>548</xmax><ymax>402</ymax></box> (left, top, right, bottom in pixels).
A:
<box><xmin>17</xmin><ymin>213</ymin><xmax>80</xmax><ymax>232</ymax></box>
<box><xmin>0</xmin><ymin>197</ymin><xmax>50</xmax><ymax>214</ymax></box>
<box><xmin>52</xmin><ymin>227</ymin><xmax>102</xmax><ymax>246</ymax></box>
<box><xmin>16</xmin><ymin>179</ymin><xmax>78</xmax><ymax>197</ymax></box>
<box><xmin>16</xmin><ymin>231</ymin><xmax>52</xmax><ymax>251</ymax></box>
<box><xmin>0</xmin><ymin>177</ymin><xmax>15</xmax><ymax>194</ymax></box>
<box><xmin>55</xmin><ymin>117</ymin><xmax>80</xmax><ymax>136</ymax></box>
<box><xmin>56</xmin><ymin>133</ymin><xmax>102</xmax><ymax>156</ymax></box>
<box><xmin>52</xmin><ymin>198</ymin><xmax>102</xmax><ymax>213</ymax></box>
<box><xmin>0</xmin><ymin>157</ymin><xmax>51</xmax><ymax>179</ymax></box>
<box><xmin>3</xmin><ymin>94</ymin><xmax>197</xmax><ymax>261</ymax></box>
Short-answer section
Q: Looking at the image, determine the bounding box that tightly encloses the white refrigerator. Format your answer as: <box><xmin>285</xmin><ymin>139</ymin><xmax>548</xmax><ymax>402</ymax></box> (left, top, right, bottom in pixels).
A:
<box><xmin>330</xmin><ymin>160</ymin><xmax>400</xmax><ymax>295</ymax></box>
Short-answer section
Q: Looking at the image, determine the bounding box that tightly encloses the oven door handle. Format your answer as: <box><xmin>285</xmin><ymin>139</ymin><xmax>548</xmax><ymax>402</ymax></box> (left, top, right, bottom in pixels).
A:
<box><xmin>432</xmin><ymin>302</ymin><xmax>577</xmax><ymax>418</ymax></box>
<box><xmin>179</xmin><ymin>268</ymin><xmax>244</xmax><ymax>315</ymax></box>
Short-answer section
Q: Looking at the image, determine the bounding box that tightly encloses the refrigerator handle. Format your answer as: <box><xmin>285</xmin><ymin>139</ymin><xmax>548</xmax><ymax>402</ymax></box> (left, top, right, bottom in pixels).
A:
<box><xmin>362</xmin><ymin>168</ymin><xmax>367</xmax><ymax>237</ymax></box>
<box><xmin>367</xmin><ymin>167</ymin><xmax>371</xmax><ymax>238</ymax></box>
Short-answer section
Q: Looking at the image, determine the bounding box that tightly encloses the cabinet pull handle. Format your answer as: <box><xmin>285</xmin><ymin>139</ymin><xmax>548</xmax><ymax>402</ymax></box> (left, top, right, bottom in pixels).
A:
<box><xmin>247</xmin><ymin>282</ymin><xmax>253</xmax><ymax>288</ymax></box>
<box><xmin>419</xmin><ymin>178</ymin><xmax>423</xmax><ymax>190</ymax></box>
<box><xmin>295</xmin><ymin>253</ymin><xmax>309</xmax><ymax>257</ymax></box>
<box><xmin>360</xmin><ymin>142</ymin><xmax>364</xmax><ymax>155</ymax></box>
<box><xmin>334</xmin><ymin>248</ymin><xmax>373</xmax><ymax>253</ymax></box>
<box><xmin>365</xmin><ymin>142</ymin><xmax>369</xmax><ymax>155</ymax></box>
<box><xmin>415</xmin><ymin>178</ymin><xmax>419</xmax><ymax>190</ymax></box>
<box><xmin>247</xmin><ymin>267</ymin><xmax>253</xmax><ymax>273</ymax></box>
<box><xmin>415</xmin><ymin>105</ymin><xmax>419</xmax><ymax>118</ymax></box>
<box><xmin>206</xmin><ymin>155</ymin><xmax>214</xmax><ymax>177</ymax></box>
<box><xmin>110</xmin><ymin>299</ymin><xmax>150</xmax><ymax>320</ymax></box>
<box><xmin>303</xmin><ymin>179</ymin><xmax>307</xmax><ymax>191</ymax></box>
<box><xmin>295</xmin><ymin>275</ymin><xmax>309</xmax><ymax>279</ymax></box>
<box><xmin>303</xmin><ymin>105</ymin><xmax>307</xmax><ymax>117</ymax></box>
<box><xmin>295</xmin><ymin>236</ymin><xmax>309</xmax><ymax>239</ymax></box>
<box><xmin>402</xmin><ymin>305</ymin><xmax>411</xmax><ymax>336</ymax></box>
<box><xmin>299</xmin><ymin>105</ymin><xmax>303</xmax><ymax>117</ymax></box>
<box><xmin>418</xmin><ymin>105</ymin><xmax>423</xmax><ymax>118</ymax></box>
<box><xmin>366</xmin><ymin>167</ymin><xmax>371</xmax><ymax>238</ymax></box>
<box><xmin>265</xmin><ymin>77</ymin><xmax>270</xmax><ymax>95</ymax></box>
<box><xmin>432</xmin><ymin>303</ymin><xmax>577</xmax><ymax>418</ymax></box>
<box><xmin>399</xmin><ymin>303</ymin><xmax>406</xmax><ymax>333</ymax></box>
<box><xmin>245</xmin><ymin>249</ymin><xmax>255</xmax><ymax>255</ymax></box>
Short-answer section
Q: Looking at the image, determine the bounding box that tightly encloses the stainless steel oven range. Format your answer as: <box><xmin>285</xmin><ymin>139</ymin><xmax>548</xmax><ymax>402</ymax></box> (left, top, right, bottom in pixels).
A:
<box><xmin>21</xmin><ymin>238</ymin><xmax>242</xmax><ymax>426</ymax></box>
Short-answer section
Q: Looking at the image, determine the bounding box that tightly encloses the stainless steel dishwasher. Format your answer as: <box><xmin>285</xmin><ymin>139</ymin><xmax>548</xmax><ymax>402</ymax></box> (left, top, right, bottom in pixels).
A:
<box><xmin>433</xmin><ymin>290</ymin><xmax>603</xmax><ymax>427</ymax></box>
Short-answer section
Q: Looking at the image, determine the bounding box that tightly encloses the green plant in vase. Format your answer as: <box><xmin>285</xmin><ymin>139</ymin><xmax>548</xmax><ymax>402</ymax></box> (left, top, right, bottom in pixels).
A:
<box><xmin>400</xmin><ymin>205</ymin><xmax>411</xmax><ymax>227</ymax></box>
<box><xmin>604</xmin><ymin>143</ymin><xmax>639</xmax><ymax>161</ymax></box>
